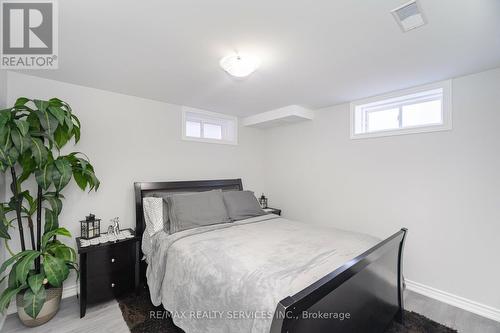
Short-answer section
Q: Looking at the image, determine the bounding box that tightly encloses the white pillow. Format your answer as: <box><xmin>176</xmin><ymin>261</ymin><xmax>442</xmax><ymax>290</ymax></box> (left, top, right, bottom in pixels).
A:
<box><xmin>143</xmin><ymin>197</ymin><xmax>163</xmax><ymax>236</ymax></box>
<box><xmin>141</xmin><ymin>231</ymin><xmax>153</xmax><ymax>262</ymax></box>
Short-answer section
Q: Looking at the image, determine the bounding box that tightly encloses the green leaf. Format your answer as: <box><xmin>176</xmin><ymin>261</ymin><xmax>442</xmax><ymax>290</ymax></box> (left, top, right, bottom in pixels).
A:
<box><xmin>0</xmin><ymin>146</ymin><xmax>10</xmax><ymax>165</ymax></box>
<box><xmin>15</xmin><ymin>97</ymin><xmax>30</xmax><ymax>107</ymax></box>
<box><xmin>0</xmin><ymin>110</ymin><xmax>11</xmax><ymax>129</ymax></box>
<box><xmin>64</xmin><ymin>115</ymin><xmax>73</xmax><ymax>132</ymax></box>
<box><xmin>23</xmin><ymin>287</ymin><xmax>46</xmax><ymax>318</ymax></box>
<box><xmin>47</xmin><ymin>106</ymin><xmax>65</xmax><ymax>125</ymax></box>
<box><xmin>44</xmin><ymin>208</ymin><xmax>58</xmax><ymax>232</ymax></box>
<box><xmin>0</xmin><ymin>147</ymin><xmax>19</xmax><ymax>167</ymax></box>
<box><xmin>0</xmin><ymin>284</ymin><xmax>26</xmax><ymax>313</ymax></box>
<box><xmin>77</xmin><ymin>157</ymin><xmax>88</xmax><ymax>169</ymax></box>
<box><xmin>42</xmin><ymin>227</ymin><xmax>71</xmax><ymax>249</ymax></box>
<box><xmin>73</xmin><ymin>125</ymin><xmax>80</xmax><ymax>143</ymax></box>
<box><xmin>0</xmin><ymin>205</ymin><xmax>10</xmax><ymax>239</ymax></box>
<box><xmin>48</xmin><ymin>98</ymin><xmax>63</xmax><ymax>107</ymax></box>
<box><xmin>10</xmin><ymin>129</ymin><xmax>22</xmax><ymax>151</ymax></box>
<box><xmin>72</xmin><ymin>170</ymin><xmax>87</xmax><ymax>191</ymax></box>
<box><xmin>0</xmin><ymin>251</ymin><xmax>37</xmax><ymax>276</ymax></box>
<box><xmin>33</xmin><ymin>100</ymin><xmax>49</xmax><ymax>112</ymax></box>
<box><xmin>71</xmin><ymin>114</ymin><xmax>81</xmax><ymax>143</ymax></box>
<box><xmin>30</xmin><ymin>137</ymin><xmax>48</xmax><ymax>167</ymax></box>
<box><xmin>0</xmin><ymin>126</ymin><xmax>11</xmax><ymax>151</ymax></box>
<box><xmin>20</xmin><ymin>191</ymin><xmax>34</xmax><ymax>207</ymax></box>
<box><xmin>89</xmin><ymin>171</ymin><xmax>100</xmax><ymax>191</ymax></box>
<box><xmin>18</xmin><ymin>191</ymin><xmax>36</xmax><ymax>216</ymax></box>
<box><xmin>35</xmin><ymin>110</ymin><xmax>58</xmax><ymax>135</ymax></box>
<box><xmin>44</xmin><ymin>191</ymin><xmax>64</xmax><ymax>200</ymax></box>
<box><xmin>13</xmin><ymin>119</ymin><xmax>30</xmax><ymax>136</ymax></box>
<box><xmin>80</xmin><ymin>164</ymin><xmax>100</xmax><ymax>191</ymax></box>
<box><xmin>27</xmin><ymin>273</ymin><xmax>45</xmax><ymax>294</ymax></box>
<box><xmin>9</xmin><ymin>147</ymin><xmax>19</xmax><ymax>166</ymax></box>
<box><xmin>71</xmin><ymin>113</ymin><xmax>81</xmax><ymax>128</ymax></box>
<box><xmin>18</xmin><ymin>153</ymin><xmax>36</xmax><ymax>184</ymax></box>
<box><xmin>43</xmin><ymin>254</ymin><xmax>69</xmax><ymax>287</ymax></box>
<box><xmin>26</xmin><ymin>112</ymin><xmax>40</xmax><ymax>132</ymax></box>
<box><xmin>0</xmin><ymin>222</ymin><xmax>9</xmax><ymax>240</ymax></box>
<box><xmin>8</xmin><ymin>262</ymin><xmax>19</xmax><ymax>288</ymax></box>
<box><xmin>54</xmin><ymin>126</ymin><xmax>69</xmax><ymax>149</ymax></box>
<box><xmin>65</xmin><ymin>262</ymin><xmax>79</xmax><ymax>273</ymax></box>
<box><xmin>44</xmin><ymin>195</ymin><xmax>62</xmax><ymax>216</ymax></box>
<box><xmin>52</xmin><ymin>158</ymin><xmax>72</xmax><ymax>192</ymax></box>
<box><xmin>16</xmin><ymin>251</ymin><xmax>41</xmax><ymax>285</ymax></box>
<box><xmin>0</xmin><ymin>225</ymin><xmax>10</xmax><ymax>240</ymax></box>
<box><xmin>35</xmin><ymin>163</ymin><xmax>53</xmax><ymax>190</ymax></box>
<box><xmin>11</xmin><ymin>129</ymin><xmax>31</xmax><ymax>154</ymax></box>
<box><xmin>48</xmin><ymin>244</ymin><xmax>76</xmax><ymax>263</ymax></box>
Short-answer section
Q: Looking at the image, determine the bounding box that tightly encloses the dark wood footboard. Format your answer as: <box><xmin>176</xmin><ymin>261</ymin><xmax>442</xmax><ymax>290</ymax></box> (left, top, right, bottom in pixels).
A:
<box><xmin>270</xmin><ymin>228</ymin><xmax>407</xmax><ymax>333</ymax></box>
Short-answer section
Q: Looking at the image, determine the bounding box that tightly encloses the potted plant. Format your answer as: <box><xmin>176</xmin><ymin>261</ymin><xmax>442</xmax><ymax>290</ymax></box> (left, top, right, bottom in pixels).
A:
<box><xmin>0</xmin><ymin>97</ymin><xmax>99</xmax><ymax>326</ymax></box>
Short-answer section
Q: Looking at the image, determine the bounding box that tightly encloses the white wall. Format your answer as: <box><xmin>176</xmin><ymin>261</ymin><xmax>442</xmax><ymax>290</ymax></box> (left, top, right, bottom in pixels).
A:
<box><xmin>5</xmin><ymin>71</ymin><xmax>265</xmax><ymax>291</ymax></box>
<box><xmin>263</xmin><ymin>67</ymin><xmax>500</xmax><ymax>310</ymax></box>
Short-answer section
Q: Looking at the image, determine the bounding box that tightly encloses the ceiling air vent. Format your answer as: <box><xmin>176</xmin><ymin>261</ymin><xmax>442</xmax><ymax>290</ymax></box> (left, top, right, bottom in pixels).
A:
<box><xmin>391</xmin><ymin>0</ymin><xmax>426</xmax><ymax>32</ymax></box>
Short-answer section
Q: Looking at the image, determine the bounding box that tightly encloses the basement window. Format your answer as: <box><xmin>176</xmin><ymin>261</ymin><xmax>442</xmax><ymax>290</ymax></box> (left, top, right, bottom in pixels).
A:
<box><xmin>182</xmin><ymin>107</ymin><xmax>238</xmax><ymax>145</ymax></box>
<box><xmin>350</xmin><ymin>80</ymin><xmax>452</xmax><ymax>139</ymax></box>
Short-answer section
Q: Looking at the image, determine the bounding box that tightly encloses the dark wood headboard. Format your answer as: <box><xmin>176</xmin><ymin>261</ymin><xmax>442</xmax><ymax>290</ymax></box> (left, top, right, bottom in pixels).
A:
<box><xmin>134</xmin><ymin>178</ymin><xmax>243</xmax><ymax>240</ymax></box>
<box><xmin>134</xmin><ymin>179</ymin><xmax>243</xmax><ymax>284</ymax></box>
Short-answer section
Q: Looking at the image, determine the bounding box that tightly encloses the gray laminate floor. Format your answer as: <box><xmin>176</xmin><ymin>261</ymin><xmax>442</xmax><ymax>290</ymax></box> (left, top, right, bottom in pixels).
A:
<box><xmin>2</xmin><ymin>290</ymin><xmax>500</xmax><ymax>332</ymax></box>
<box><xmin>2</xmin><ymin>297</ymin><xmax>129</xmax><ymax>333</ymax></box>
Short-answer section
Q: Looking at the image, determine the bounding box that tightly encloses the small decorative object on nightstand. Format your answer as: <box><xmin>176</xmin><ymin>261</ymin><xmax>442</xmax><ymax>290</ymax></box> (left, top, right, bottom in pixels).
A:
<box><xmin>111</xmin><ymin>216</ymin><xmax>121</xmax><ymax>236</ymax></box>
<box><xmin>77</xmin><ymin>228</ymin><xmax>139</xmax><ymax>318</ymax></box>
<box><xmin>263</xmin><ymin>207</ymin><xmax>281</xmax><ymax>216</ymax></box>
<box><xmin>80</xmin><ymin>213</ymin><xmax>101</xmax><ymax>239</ymax></box>
<box><xmin>259</xmin><ymin>193</ymin><xmax>268</xmax><ymax>209</ymax></box>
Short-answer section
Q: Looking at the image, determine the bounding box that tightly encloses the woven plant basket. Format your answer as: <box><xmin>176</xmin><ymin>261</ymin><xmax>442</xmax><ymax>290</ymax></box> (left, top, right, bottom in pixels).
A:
<box><xmin>16</xmin><ymin>286</ymin><xmax>62</xmax><ymax>327</ymax></box>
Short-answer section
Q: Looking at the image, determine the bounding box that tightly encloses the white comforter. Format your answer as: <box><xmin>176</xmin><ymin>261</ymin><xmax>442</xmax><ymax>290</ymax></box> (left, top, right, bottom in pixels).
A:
<box><xmin>146</xmin><ymin>215</ymin><xmax>379</xmax><ymax>333</ymax></box>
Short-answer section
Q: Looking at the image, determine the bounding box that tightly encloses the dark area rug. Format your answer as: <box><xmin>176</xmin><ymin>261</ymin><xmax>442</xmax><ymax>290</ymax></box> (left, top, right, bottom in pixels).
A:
<box><xmin>118</xmin><ymin>287</ymin><xmax>456</xmax><ymax>333</ymax></box>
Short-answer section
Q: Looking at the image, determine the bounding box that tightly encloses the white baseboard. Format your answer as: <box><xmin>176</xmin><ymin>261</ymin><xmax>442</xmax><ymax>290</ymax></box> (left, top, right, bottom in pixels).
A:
<box><xmin>406</xmin><ymin>279</ymin><xmax>500</xmax><ymax>323</ymax></box>
<box><xmin>6</xmin><ymin>284</ymin><xmax>78</xmax><ymax>316</ymax></box>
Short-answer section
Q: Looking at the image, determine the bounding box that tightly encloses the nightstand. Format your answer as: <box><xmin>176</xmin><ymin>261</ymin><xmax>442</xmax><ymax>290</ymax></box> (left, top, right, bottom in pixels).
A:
<box><xmin>263</xmin><ymin>207</ymin><xmax>281</xmax><ymax>216</ymax></box>
<box><xmin>76</xmin><ymin>230</ymin><xmax>139</xmax><ymax>318</ymax></box>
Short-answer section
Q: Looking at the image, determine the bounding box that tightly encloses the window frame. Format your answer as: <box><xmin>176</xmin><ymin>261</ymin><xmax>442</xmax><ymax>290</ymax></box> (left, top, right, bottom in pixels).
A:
<box><xmin>350</xmin><ymin>80</ymin><xmax>452</xmax><ymax>139</ymax></box>
<box><xmin>182</xmin><ymin>107</ymin><xmax>238</xmax><ymax>145</ymax></box>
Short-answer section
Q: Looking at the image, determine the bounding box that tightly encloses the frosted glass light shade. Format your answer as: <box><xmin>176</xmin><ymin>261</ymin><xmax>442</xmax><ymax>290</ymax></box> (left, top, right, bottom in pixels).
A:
<box><xmin>219</xmin><ymin>53</ymin><xmax>260</xmax><ymax>78</ymax></box>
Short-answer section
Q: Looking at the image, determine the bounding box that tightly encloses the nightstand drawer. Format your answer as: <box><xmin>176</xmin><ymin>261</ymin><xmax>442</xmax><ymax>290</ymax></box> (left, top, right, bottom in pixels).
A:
<box><xmin>87</xmin><ymin>270</ymin><xmax>133</xmax><ymax>304</ymax></box>
<box><xmin>87</xmin><ymin>242</ymin><xmax>133</xmax><ymax>278</ymax></box>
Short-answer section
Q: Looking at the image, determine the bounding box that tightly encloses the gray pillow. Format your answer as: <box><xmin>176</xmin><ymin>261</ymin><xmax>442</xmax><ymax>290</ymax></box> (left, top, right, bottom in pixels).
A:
<box><xmin>167</xmin><ymin>190</ymin><xmax>231</xmax><ymax>234</ymax></box>
<box><xmin>151</xmin><ymin>192</ymin><xmax>194</xmax><ymax>234</ymax></box>
<box><xmin>222</xmin><ymin>190</ymin><xmax>266</xmax><ymax>221</ymax></box>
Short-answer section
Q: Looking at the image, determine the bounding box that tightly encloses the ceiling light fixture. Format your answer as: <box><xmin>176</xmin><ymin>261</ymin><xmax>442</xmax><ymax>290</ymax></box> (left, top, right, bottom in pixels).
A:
<box><xmin>219</xmin><ymin>53</ymin><xmax>260</xmax><ymax>78</ymax></box>
<box><xmin>391</xmin><ymin>0</ymin><xmax>426</xmax><ymax>32</ymax></box>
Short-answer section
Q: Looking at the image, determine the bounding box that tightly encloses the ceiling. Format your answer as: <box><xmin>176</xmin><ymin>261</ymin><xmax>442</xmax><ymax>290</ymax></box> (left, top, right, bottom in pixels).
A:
<box><xmin>18</xmin><ymin>0</ymin><xmax>500</xmax><ymax>116</ymax></box>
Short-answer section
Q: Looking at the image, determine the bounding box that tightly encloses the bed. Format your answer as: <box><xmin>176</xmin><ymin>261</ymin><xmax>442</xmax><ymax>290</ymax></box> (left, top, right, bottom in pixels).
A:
<box><xmin>134</xmin><ymin>179</ymin><xmax>407</xmax><ymax>333</ymax></box>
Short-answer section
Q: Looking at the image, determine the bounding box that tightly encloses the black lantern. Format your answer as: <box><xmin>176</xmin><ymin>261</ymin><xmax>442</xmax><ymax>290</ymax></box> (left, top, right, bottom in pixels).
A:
<box><xmin>259</xmin><ymin>194</ymin><xmax>268</xmax><ymax>209</ymax></box>
<box><xmin>80</xmin><ymin>213</ymin><xmax>101</xmax><ymax>239</ymax></box>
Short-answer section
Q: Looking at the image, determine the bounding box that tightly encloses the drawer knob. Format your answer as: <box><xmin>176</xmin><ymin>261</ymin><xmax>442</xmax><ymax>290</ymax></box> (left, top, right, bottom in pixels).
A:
<box><xmin>111</xmin><ymin>258</ymin><xmax>115</xmax><ymax>263</ymax></box>
<box><xmin>111</xmin><ymin>283</ymin><xmax>115</xmax><ymax>288</ymax></box>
